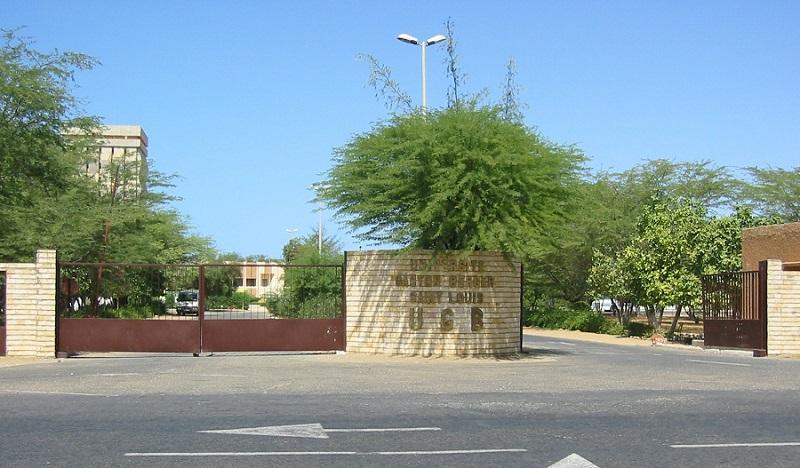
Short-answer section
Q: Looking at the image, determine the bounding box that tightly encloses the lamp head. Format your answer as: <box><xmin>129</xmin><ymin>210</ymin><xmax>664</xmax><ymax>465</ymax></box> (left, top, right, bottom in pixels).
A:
<box><xmin>425</xmin><ymin>34</ymin><xmax>447</xmax><ymax>46</ymax></box>
<box><xmin>397</xmin><ymin>33</ymin><xmax>419</xmax><ymax>45</ymax></box>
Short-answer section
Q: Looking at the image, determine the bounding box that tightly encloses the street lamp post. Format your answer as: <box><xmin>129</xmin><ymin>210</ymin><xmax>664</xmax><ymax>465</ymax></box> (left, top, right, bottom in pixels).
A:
<box><xmin>397</xmin><ymin>33</ymin><xmax>447</xmax><ymax>111</ymax></box>
<box><xmin>309</xmin><ymin>183</ymin><xmax>327</xmax><ymax>255</ymax></box>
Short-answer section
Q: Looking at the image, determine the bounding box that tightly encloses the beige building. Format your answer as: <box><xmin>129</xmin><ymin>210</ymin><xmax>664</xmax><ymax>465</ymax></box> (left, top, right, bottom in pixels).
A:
<box><xmin>237</xmin><ymin>263</ymin><xmax>285</xmax><ymax>298</ymax></box>
<box><xmin>68</xmin><ymin>125</ymin><xmax>149</xmax><ymax>196</ymax></box>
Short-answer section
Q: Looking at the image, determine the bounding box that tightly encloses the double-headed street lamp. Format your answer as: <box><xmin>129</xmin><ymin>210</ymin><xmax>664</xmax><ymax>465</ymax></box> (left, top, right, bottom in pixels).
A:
<box><xmin>397</xmin><ymin>33</ymin><xmax>447</xmax><ymax>111</ymax></box>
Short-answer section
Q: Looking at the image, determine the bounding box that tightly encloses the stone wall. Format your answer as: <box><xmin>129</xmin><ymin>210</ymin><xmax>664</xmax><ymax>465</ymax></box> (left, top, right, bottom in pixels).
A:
<box><xmin>766</xmin><ymin>259</ymin><xmax>800</xmax><ymax>356</ymax></box>
<box><xmin>345</xmin><ymin>250</ymin><xmax>521</xmax><ymax>356</ymax></box>
<box><xmin>743</xmin><ymin>222</ymin><xmax>800</xmax><ymax>271</ymax></box>
<box><xmin>0</xmin><ymin>250</ymin><xmax>57</xmax><ymax>357</ymax></box>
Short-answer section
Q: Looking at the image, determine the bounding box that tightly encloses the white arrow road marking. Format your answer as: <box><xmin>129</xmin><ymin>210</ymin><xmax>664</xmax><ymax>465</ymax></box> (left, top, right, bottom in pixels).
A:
<box><xmin>326</xmin><ymin>427</ymin><xmax>442</xmax><ymax>434</ymax></box>
<box><xmin>672</xmin><ymin>442</ymin><xmax>800</xmax><ymax>448</ymax></box>
<box><xmin>198</xmin><ymin>423</ymin><xmax>442</xmax><ymax>439</ymax></box>
<box><xmin>547</xmin><ymin>453</ymin><xmax>600</xmax><ymax>468</ymax></box>
<box><xmin>125</xmin><ymin>449</ymin><xmax>526</xmax><ymax>457</ymax></box>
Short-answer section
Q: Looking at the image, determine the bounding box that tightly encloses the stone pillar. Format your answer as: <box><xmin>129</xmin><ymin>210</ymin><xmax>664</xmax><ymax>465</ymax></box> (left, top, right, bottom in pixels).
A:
<box><xmin>0</xmin><ymin>250</ymin><xmax>57</xmax><ymax>358</ymax></box>
<box><xmin>766</xmin><ymin>259</ymin><xmax>800</xmax><ymax>356</ymax></box>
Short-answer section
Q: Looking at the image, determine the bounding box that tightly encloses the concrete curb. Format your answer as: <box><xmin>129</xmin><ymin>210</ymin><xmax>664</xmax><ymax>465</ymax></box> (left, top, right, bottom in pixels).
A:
<box><xmin>654</xmin><ymin>342</ymin><xmax>756</xmax><ymax>357</ymax></box>
<box><xmin>525</xmin><ymin>327</ymin><xmax>762</xmax><ymax>358</ymax></box>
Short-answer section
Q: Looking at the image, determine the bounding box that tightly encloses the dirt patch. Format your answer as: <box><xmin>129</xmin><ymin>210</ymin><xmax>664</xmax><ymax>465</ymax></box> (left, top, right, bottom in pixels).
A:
<box><xmin>524</xmin><ymin>327</ymin><xmax>654</xmax><ymax>347</ymax></box>
<box><xmin>0</xmin><ymin>357</ymin><xmax>55</xmax><ymax>368</ymax></box>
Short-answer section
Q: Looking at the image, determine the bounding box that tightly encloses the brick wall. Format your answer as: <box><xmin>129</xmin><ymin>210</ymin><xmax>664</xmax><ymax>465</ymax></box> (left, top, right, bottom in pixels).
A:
<box><xmin>766</xmin><ymin>259</ymin><xmax>800</xmax><ymax>356</ymax></box>
<box><xmin>0</xmin><ymin>250</ymin><xmax>56</xmax><ymax>358</ymax></box>
<box><xmin>345</xmin><ymin>250</ymin><xmax>521</xmax><ymax>357</ymax></box>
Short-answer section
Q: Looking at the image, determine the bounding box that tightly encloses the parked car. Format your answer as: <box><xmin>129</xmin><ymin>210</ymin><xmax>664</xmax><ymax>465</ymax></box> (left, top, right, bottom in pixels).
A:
<box><xmin>176</xmin><ymin>289</ymin><xmax>200</xmax><ymax>315</ymax></box>
<box><xmin>592</xmin><ymin>298</ymin><xmax>616</xmax><ymax>313</ymax></box>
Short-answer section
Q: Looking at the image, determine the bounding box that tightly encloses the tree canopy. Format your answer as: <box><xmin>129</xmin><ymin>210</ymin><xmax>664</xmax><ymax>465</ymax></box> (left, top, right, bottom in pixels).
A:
<box><xmin>318</xmin><ymin>104</ymin><xmax>583</xmax><ymax>254</ymax></box>
<box><xmin>0</xmin><ymin>30</ymin><xmax>209</xmax><ymax>263</ymax></box>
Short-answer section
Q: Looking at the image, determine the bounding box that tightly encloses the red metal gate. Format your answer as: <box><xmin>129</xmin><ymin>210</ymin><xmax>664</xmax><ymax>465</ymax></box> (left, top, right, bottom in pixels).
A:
<box><xmin>56</xmin><ymin>262</ymin><xmax>344</xmax><ymax>355</ymax></box>
<box><xmin>701</xmin><ymin>260</ymin><xmax>767</xmax><ymax>354</ymax></box>
<box><xmin>199</xmin><ymin>264</ymin><xmax>344</xmax><ymax>352</ymax></box>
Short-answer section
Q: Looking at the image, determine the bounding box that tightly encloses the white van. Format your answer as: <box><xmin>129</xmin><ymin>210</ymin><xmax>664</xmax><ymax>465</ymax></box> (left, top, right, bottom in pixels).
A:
<box><xmin>176</xmin><ymin>289</ymin><xmax>200</xmax><ymax>315</ymax></box>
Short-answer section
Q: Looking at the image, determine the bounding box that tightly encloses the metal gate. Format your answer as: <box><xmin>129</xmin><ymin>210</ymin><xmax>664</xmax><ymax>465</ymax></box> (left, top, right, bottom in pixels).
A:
<box><xmin>701</xmin><ymin>260</ymin><xmax>767</xmax><ymax>354</ymax></box>
<box><xmin>56</xmin><ymin>262</ymin><xmax>344</xmax><ymax>355</ymax></box>
<box><xmin>0</xmin><ymin>271</ymin><xmax>6</xmax><ymax>356</ymax></box>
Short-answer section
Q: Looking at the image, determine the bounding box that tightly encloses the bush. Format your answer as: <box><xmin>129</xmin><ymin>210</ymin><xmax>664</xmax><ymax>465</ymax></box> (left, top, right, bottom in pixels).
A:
<box><xmin>165</xmin><ymin>292</ymin><xmax>176</xmax><ymax>308</ymax></box>
<box><xmin>599</xmin><ymin>319</ymin><xmax>625</xmax><ymax>335</ymax></box>
<box><xmin>207</xmin><ymin>291</ymin><xmax>259</xmax><ymax>310</ymax></box>
<box><xmin>525</xmin><ymin>308</ymin><xmax>624</xmax><ymax>335</ymax></box>
<box><xmin>265</xmin><ymin>292</ymin><xmax>340</xmax><ymax>319</ymax></box>
<box><xmin>625</xmin><ymin>322</ymin><xmax>655</xmax><ymax>337</ymax></box>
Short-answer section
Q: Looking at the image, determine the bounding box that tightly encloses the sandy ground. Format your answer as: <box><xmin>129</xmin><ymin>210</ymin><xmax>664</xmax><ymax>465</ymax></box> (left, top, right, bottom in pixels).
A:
<box><xmin>0</xmin><ymin>357</ymin><xmax>55</xmax><ymax>368</ymax></box>
<box><xmin>524</xmin><ymin>326</ymin><xmax>654</xmax><ymax>347</ymax></box>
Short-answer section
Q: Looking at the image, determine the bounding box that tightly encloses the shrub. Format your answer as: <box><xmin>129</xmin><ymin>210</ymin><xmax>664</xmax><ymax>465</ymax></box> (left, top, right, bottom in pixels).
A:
<box><xmin>599</xmin><ymin>319</ymin><xmax>625</xmax><ymax>336</ymax></box>
<box><xmin>265</xmin><ymin>292</ymin><xmax>340</xmax><ymax>318</ymax></box>
<box><xmin>207</xmin><ymin>291</ymin><xmax>259</xmax><ymax>310</ymax></box>
<box><xmin>526</xmin><ymin>308</ymin><xmax>624</xmax><ymax>335</ymax></box>
<box><xmin>165</xmin><ymin>292</ymin><xmax>176</xmax><ymax>308</ymax></box>
<box><xmin>625</xmin><ymin>322</ymin><xmax>655</xmax><ymax>337</ymax></box>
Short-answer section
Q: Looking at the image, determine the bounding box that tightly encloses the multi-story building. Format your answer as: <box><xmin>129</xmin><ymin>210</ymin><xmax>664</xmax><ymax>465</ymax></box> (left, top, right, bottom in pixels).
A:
<box><xmin>68</xmin><ymin>125</ymin><xmax>149</xmax><ymax>196</ymax></box>
<box><xmin>237</xmin><ymin>263</ymin><xmax>285</xmax><ymax>298</ymax></box>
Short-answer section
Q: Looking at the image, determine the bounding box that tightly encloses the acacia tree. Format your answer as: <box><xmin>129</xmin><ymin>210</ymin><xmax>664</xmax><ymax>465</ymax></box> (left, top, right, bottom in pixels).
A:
<box><xmin>741</xmin><ymin>166</ymin><xmax>800</xmax><ymax>222</ymax></box>
<box><xmin>317</xmin><ymin>104</ymin><xmax>582</xmax><ymax>254</ymax></box>
<box><xmin>0</xmin><ymin>30</ymin><xmax>210</xmax><ymax>263</ymax></box>
<box><xmin>0</xmin><ymin>30</ymin><xmax>96</xmax><ymax>260</ymax></box>
<box><xmin>0</xmin><ymin>30</ymin><xmax>97</xmax><ymax>204</ymax></box>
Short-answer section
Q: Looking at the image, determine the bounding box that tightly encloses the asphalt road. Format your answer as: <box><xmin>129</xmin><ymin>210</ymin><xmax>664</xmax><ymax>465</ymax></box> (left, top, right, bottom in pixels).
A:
<box><xmin>1</xmin><ymin>332</ymin><xmax>799</xmax><ymax>467</ymax></box>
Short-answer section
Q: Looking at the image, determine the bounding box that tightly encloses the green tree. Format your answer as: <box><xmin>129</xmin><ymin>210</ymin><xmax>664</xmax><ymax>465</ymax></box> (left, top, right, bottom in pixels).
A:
<box><xmin>0</xmin><ymin>30</ymin><xmax>210</xmax><ymax>264</ymax></box>
<box><xmin>621</xmin><ymin>198</ymin><xmax>707</xmax><ymax>331</ymax></box>
<box><xmin>741</xmin><ymin>166</ymin><xmax>800</xmax><ymax>222</ymax></box>
<box><xmin>0</xmin><ymin>30</ymin><xmax>97</xmax><ymax>206</ymax></box>
<box><xmin>588</xmin><ymin>250</ymin><xmax>633</xmax><ymax>325</ymax></box>
<box><xmin>282</xmin><ymin>230</ymin><xmax>340</xmax><ymax>264</ymax></box>
<box><xmin>0</xmin><ymin>30</ymin><xmax>97</xmax><ymax>260</ymax></box>
<box><xmin>268</xmin><ymin>233</ymin><xmax>342</xmax><ymax>318</ymax></box>
<box><xmin>615</xmin><ymin>159</ymin><xmax>737</xmax><ymax>211</ymax></box>
<box><xmin>702</xmin><ymin>206</ymin><xmax>780</xmax><ymax>274</ymax></box>
<box><xmin>318</xmin><ymin>104</ymin><xmax>583</xmax><ymax>254</ymax></box>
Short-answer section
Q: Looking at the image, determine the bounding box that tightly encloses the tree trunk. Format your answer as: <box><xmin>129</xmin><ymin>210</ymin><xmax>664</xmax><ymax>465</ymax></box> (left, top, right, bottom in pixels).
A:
<box><xmin>687</xmin><ymin>307</ymin><xmax>700</xmax><ymax>323</ymax></box>
<box><xmin>646</xmin><ymin>305</ymin><xmax>657</xmax><ymax>329</ymax></box>
<box><xmin>92</xmin><ymin>164</ymin><xmax>121</xmax><ymax>317</ymax></box>
<box><xmin>667</xmin><ymin>304</ymin><xmax>684</xmax><ymax>337</ymax></box>
<box><xmin>614</xmin><ymin>299</ymin><xmax>631</xmax><ymax>326</ymax></box>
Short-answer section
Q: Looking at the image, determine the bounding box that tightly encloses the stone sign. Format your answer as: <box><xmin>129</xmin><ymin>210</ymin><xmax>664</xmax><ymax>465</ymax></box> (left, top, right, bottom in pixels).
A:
<box><xmin>345</xmin><ymin>250</ymin><xmax>521</xmax><ymax>356</ymax></box>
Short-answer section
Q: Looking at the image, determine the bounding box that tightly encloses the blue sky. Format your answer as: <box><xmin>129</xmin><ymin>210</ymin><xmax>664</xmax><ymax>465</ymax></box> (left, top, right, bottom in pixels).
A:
<box><xmin>5</xmin><ymin>1</ymin><xmax>799</xmax><ymax>258</ymax></box>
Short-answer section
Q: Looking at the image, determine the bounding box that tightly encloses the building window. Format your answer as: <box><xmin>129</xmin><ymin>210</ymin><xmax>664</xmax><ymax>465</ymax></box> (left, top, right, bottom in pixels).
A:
<box><xmin>246</xmin><ymin>278</ymin><xmax>256</xmax><ymax>287</ymax></box>
<box><xmin>261</xmin><ymin>274</ymin><xmax>273</xmax><ymax>287</ymax></box>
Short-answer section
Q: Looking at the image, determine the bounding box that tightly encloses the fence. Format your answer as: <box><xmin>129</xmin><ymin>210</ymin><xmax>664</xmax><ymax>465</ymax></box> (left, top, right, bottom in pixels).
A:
<box><xmin>701</xmin><ymin>267</ymin><xmax>767</xmax><ymax>352</ymax></box>
<box><xmin>59</xmin><ymin>263</ymin><xmax>200</xmax><ymax>320</ymax></box>
<box><xmin>56</xmin><ymin>261</ymin><xmax>345</xmax><ymax>354</ymax></box>
<box><xmin>701</xmin><ymin>270</ymin><xmax>761</xmax><ymax>321</ymax></box>
<box><xmin>58</xmin><ymin>262</ymin><xmax>343</xmax><ymax>320</ymax></box>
